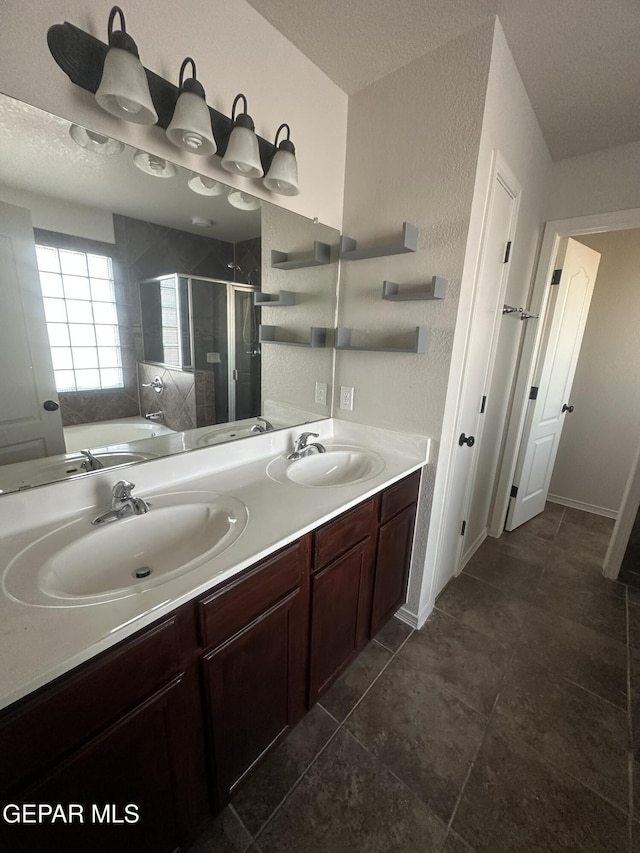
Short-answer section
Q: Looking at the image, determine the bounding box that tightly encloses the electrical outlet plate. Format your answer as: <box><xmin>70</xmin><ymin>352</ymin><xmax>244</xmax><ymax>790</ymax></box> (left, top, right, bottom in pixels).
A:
<box><xmin>315</xmin><ymin>381</ymin><xmax>328</xmax><ymax>405</ymax></box>
<box><xmin>340</xmin><ymin>385</ymin><xmax>354</xmax><ymax>411</ymax></box>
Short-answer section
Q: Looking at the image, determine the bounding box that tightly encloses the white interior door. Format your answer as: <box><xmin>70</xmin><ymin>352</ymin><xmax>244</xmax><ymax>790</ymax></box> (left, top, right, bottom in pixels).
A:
<box><xmin>432</xmin><ymin>158</ymin><xmax>520</xmax><ymax>598</ymax></box>
<box><xmin>506</xmin><ymin>237</ymin><xmax>600</xmax><ymax>530</ymax></box>
<box><xmin>0</xmin><ymin>201</ymin><xmax>65</xmax><ymax>465</ymax></box>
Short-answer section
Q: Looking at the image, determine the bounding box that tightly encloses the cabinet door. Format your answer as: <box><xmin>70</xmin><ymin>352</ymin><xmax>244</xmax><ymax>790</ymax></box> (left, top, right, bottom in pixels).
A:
<box><xmin>0</xmin><ymin>676</ymin><xmax>195</xmax><ymax>853</ymax></box>
<box><xmin>370</xmin><ymin>504</ymin><xmax>416</xmax><ymax>637</ymax></box>
<box><xmin>308</xmin><ymin>539</ymin><xmax>374</xmax><ymax>705</ymax></box>
<box><xmin>202</xmin><ymin>586</ymin><xmax>307</xmax><ymax>806</ymax></box>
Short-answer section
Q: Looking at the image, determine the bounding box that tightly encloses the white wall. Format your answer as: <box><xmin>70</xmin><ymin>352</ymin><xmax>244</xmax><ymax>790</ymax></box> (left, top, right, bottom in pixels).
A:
<box><xmin>1</xmin><ymin>0</ymin><xmax>347</xmax><ymax>230</ymax></box>
<box><xmin>0</xmin><ymin>188</ymin><xmax>115</xmax><ymax>244</ymax></box>
<box><xmin>549</xmin><ymin>229</ymin><xmax>640</xmax><ymax>515</ymax></box>
<box><xmin>464</xmin><ymin>21</ymin><xmax>552</xmax><ymax>551</ymax></box>
<box><xmin>335</xmin><ymin>19</ymin><xmax>497</xmax><ymax>624</ymax></box>
<box><xmin>547</xmin><ymin>140</ymin><xmax>640</xmax><ymax>222</ymax></box>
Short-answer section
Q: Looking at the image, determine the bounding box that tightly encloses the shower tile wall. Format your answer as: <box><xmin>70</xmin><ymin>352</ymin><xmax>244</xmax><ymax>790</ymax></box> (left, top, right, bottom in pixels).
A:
<box><xmin>138</xmin><ymin>362</ymin><xmax>215</xmax><ymax>432</ymax></box>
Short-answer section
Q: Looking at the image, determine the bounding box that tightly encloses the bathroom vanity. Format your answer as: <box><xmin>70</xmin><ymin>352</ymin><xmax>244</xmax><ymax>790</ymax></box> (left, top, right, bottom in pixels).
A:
<box><xmin>0</xmin><ymin>420</ymin><xmax>427</xmax><ymax>852</ymax></box>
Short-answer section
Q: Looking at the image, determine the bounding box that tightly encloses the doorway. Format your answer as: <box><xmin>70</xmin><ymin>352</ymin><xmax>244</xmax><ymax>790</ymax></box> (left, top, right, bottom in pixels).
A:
<box><xmin>488</xmin><ymin>208</ymin><xmax>640</xmax><ymax>579</ymax></box>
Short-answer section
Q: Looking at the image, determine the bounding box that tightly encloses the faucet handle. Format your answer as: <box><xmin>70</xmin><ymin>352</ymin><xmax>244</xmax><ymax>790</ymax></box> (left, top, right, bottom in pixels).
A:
<box><xmin>296</xmin><ymin>431</ymin><xmax>319</xmax><ymax>448</ymax></box>
<box><xmin>112</xmin><ymin>480</ymin><xmax>135</xmax><ymax>500</ymax></box>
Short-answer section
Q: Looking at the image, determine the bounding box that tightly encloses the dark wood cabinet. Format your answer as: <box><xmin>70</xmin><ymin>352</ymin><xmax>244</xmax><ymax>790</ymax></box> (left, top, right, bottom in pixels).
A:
<box><xmin>371</xmin><ymin>470</ymin><xmax>421</xmax><ymax>638</ymax></box>
<box><xmin>198</xmin><ymin>536</ymin><xmax>310</xmax><ymax>807</ymax></box>
<box><xmin>0</xmin><ymin>470</ymin><xmax>421</xmax><ymax>850</ymax></box>
<box><xmin>0</xmin><ymin>609</ymin><xmax>208</xmax><ymax>853</ymax></box>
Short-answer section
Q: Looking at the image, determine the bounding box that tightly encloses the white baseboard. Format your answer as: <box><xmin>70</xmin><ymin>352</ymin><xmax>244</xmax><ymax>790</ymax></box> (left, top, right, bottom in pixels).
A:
<box><xmin>397</xmin><ymin>599</ymin><xmax>434</xmax><ymax>631</ymax></box>
<box><xmin>547</xmin><ymin>494</ymin><xmax>618</xmax><ymax>520</ymax></box>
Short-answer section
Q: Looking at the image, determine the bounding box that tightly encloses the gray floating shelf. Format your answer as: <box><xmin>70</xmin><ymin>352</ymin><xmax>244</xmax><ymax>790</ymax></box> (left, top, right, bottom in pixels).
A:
<box><xmin>340</xmin><ymin>222</ymin><xmax>418</xmax><ymax>261</ymax></box>
<box><xmin>382</xmin><ymin>276</ymin><xmax>448</xmax><ymax>301</ymax></box>
<box><xmin>335</xmin><ymin>326</ymin><xmax>429</xmax><ymax>354</ymax></box>
<box><xmin>271</xmin><ymin>241</ymin><xmax>331</xmax><ymax>270</ymax></box>
<box><xmin>254</xmin><ymin>290</ymin><xmax>296</xmax><ymax>307</ymax></box>
<box><xmin>259</xmin><ymin>325</ymin><xmax>328</xmax><ymax>348</ymax></box>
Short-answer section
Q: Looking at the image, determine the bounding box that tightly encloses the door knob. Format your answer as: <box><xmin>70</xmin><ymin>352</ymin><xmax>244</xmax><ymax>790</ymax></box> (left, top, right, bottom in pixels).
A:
<box><xmin>43</xmin><ymin>400</ymin><xmax>60</xmax><ymax>411</ymax></box>
<box><xmin>562</xmin><ymin>404</ymin><xmax>574</xmax><ymax>413</ymax></box>
<box><xmin>458</xmin><ymin>433</ymin><xmax>475</xmax><ymax>447</ymax></box>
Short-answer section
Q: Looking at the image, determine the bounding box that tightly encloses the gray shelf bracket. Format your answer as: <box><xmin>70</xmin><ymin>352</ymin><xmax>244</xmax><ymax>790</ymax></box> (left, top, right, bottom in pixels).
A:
<box><xmin>271</xmin><ymin>241</ymin><xmax>331</xmax><ymax>270</ymax></box>
<box><xmin>259</xmin><ymin>325</ymin><xmax>328</xmax><ymax>348</ymax></box>
<box><xmin>382</xmin><ymin>276</ymin><xmax>447</xmax><ymax>301</ymax></box>
<box><xmin>335</xmin><ymin>326</ymin><xmax>429</xmax><ymax>354</ymax></box>
<box><xmin>339</xmin><ymin>222</ymin><xmax>419</xmax><ymax>261</ymax></box>
<box><xmin>254</xmin><ymin>290</ymin><xmax>296</xmax><ymax>307</ymax></box>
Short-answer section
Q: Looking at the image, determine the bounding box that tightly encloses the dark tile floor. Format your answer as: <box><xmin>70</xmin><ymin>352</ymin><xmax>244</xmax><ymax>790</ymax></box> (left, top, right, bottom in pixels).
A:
<box><xmin>188</xmin><ymin>503</ymin><xmax>640</xmax><ymax>853</ymax></box>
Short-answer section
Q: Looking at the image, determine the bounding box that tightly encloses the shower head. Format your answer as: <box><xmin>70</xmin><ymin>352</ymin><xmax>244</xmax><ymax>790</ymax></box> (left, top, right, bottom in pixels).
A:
<box><xmin>227</xmin><ymin>261</ymin><xmax>242</xmax><ymax>272</ymax></box>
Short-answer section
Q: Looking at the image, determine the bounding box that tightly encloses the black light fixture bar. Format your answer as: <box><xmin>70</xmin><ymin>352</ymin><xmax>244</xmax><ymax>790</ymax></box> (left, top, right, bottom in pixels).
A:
<box><xmin>47</xmin><ymin>21</ymin><xmax>279</xmax><ymax>165</ymax></box>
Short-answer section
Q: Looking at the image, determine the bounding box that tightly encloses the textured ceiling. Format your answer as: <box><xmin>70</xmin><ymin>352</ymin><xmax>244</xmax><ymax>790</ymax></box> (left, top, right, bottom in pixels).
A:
<box><xmin>245</xmin><ymin>0</ymin><xmax>640</xmax><ymax>160</ymax></box>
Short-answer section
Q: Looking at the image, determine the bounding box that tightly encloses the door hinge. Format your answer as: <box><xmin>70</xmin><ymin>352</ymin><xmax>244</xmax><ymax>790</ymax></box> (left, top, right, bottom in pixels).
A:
<box><xmin>480</xmin><ymin>395</ymin><xmax>487</xmax><ymax>414</ymax></box>
<box><xmin>510</xmin><ymin>485</ymin><xmax>518</xmax><ymax>498</ymax></box>
<box><xmin>529</xmin><ymin>385</ymin><xmax>539</xmax><ymax>400</ymax></box>
<box><xmin>504</xmin><ymin>241</ymin><xmax>512</xmax><ymax>263</ymax></box>
<box><xmin>461</xmin><ymin>520</ymin><xmax>467</xmax><ymax>536</ymax></box>
<box><xmin>551</xmin><ymin>268</ymin><xmax>562</xmax><ymax>286</ymax></box>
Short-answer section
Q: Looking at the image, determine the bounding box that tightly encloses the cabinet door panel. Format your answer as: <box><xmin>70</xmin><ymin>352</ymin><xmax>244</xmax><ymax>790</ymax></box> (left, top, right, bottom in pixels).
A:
<box><xmin>371</xmin><ymin>505</ymin><xmax>416</xmax><ymax>637</ymax></box>
<box><xmin>202</xmin><ymin>588</ymin><xmax>306</xmax><ymax>804</ymax></box>
<box><xmin>379</xmin><ymin>470</ymin><xmax>421</xmax><ymax>524</ymax></box>
<box><xmin>0</xmin><ymin>677</ymin><xmax>191</xmax><ymax>853</ymax></box>
<box><xmin>308</xmin><ymin>539</ymin><xmax>374</xmax><ymax>704</ymax></box>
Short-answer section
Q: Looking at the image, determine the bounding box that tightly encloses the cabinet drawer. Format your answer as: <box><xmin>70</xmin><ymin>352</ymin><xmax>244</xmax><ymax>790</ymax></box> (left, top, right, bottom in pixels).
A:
<box><xmin>198</xmin><ymin>536</ymin><xmax>310</xmax><ymax>650</ymax></box>
<box><xmin>313</xmin><ymin>497</ymin><xmax>377</xmax><ymax>570</ymax></box>
<box><xmin>379</xmin><ymin>470</ymin><xmax>421</xmax><ymax>524</ymax></box>
<box><xmin>0</xmin><ymin>614</ymin><xmax>182</xmax><ymax>794</ymax></box>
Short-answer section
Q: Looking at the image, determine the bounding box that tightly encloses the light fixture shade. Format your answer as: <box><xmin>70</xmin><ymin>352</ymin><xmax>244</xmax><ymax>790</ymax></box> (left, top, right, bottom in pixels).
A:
<box><xmin>187</xmin><ymin>172</ymin><xmax>226</xmax><ymax>196</ymax></box>
<box><xmin>133</xmin><ymin>149</ymin><xmax>177</xmax><ymax>178</ymax></box>
<box><xmin>95</xmin><ymin>8</ymin><xmax>157</xmax><ymax>125</ymax></box>
<box><xmin>96</xmin><ymin>47</ymin><xmax>157</xmax><ymax>124</ymax></box>
<box><xmin>220</xmin><ymin>95</ymin><xmax>263</xmax><ymax>178</ymax></box>
<box><xmin>69</xmin><ymin>124</ymin><xmax>124</xmax><ymax>155</ymax></box>
<box><xmin>264</xmin><ymin>149</ymin><xmax>299</xmax><ymax>196</ymax></box>
<box><xmin>227</xmin><ymin>190</ymin><xmax>261</xmax><ymax>211</ymax></box>
<box><xmin>166</xmin><ymin>59</ymin><xmax>216</xmax><ymax>155</ymax></box>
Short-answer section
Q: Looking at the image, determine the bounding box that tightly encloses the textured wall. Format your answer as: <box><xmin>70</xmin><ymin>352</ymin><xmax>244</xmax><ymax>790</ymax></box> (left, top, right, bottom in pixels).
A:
<box><xmin>549</xmin><ymin>229</ymin><xmax>640</xmax><ymax>514</ymax></box>
<box><xmin>335</xmin><ymin>21</ymin><xmax>496</xmax><ymax>622</ymax></box>
<box><xmin>1</xmin><ymin>0</ymin><xmax>347</xmax><ymax>229</ymax></box>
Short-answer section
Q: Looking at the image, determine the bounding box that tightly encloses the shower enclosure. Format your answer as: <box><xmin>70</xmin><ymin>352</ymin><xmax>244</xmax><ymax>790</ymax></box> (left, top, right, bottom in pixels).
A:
<box><xmin>139</xmin><ymin>274</ymin><xmax>261</xmax><ymax>425</ymax></box>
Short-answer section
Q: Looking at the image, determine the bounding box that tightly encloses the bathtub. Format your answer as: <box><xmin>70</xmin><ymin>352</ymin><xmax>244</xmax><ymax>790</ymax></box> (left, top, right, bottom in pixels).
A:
<box><xmin>64</xmin><ymin>417</ymin><xmax>175</xmax><ymax>452</ymax></box>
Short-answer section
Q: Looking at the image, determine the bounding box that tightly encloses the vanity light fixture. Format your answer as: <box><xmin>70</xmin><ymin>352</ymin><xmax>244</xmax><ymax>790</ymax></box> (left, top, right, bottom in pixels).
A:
<box><xmin>166</xmin><ymin>58</ymin><xmax>216</xmax><ymax>155</ymax></box>
<box><xmin>220</xmin><ymin>94</ymin><xmax>264</xmax><ymax>178</ymax></box>
<box><xmin>69</xmin><ymin>124</ymin><xmax>124</xmax><ymax>155</ymax></box>
<box><xmin>133</xmin><ymin>149</ymin><xmax>177</xmax><ymax>178</ymax></box>
<box><xmin>94</xmin><ymin>7</ymin><xmax>158</xmax><ymax>125</ymax></box>
<box><xmin>263</xmin><ymin>124</ymin><xmax>300</xmax><ymax>196</ymax></box>
<box><xmin>227</xmin><ymin>190</ymin><xmax>262</xmax><ymax>211</ymax></box>
<box><xmin>187</xmin><ymin>172</ymin><xmax>226</xmax><ymax>196</ymax></box>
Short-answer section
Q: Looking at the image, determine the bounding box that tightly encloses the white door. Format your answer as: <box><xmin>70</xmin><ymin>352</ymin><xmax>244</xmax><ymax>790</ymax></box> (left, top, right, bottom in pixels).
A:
<box><xmin>506</xmin><ymin>238</ymin><xmax>600</xmax><ymax>530</ymax></box>
<box><xmin>432</xmin><ymin>158</ymin><xmax>520</xmax><ymax>598</ymax></box>
<box><xmin>0</xmin><ymin>201</ymin><xmax>65</xmax><ymax>464</ymax></box>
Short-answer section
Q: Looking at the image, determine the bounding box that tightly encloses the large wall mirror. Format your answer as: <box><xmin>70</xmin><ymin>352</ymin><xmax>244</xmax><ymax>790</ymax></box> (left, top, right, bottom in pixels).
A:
<box><xmin>0</xmin><ymin>93</ymin><xmax>339</xmax><ymax>495</ymax></box>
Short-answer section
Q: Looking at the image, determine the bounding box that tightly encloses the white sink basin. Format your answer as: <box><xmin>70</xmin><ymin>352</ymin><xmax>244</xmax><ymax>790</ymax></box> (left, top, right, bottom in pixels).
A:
<box><xmin>3</xmin><ymin>491</ymin><xmax>247</xmax><ymax>607</ymax></box>
<box><xmin>267</xmin><ymin>446</ymin><xmax>385</xmax><ymax>487</ymax></box>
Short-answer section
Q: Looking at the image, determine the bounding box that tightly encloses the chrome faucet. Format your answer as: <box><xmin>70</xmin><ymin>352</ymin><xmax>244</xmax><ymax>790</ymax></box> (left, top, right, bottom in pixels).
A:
<box><xmin>92</xmin><ymin>480</ymin><xmax>151</xmax><ymax>525</ymax></box>
<box><xmin>79</xmin><ymin>449</ymin><xmax>104</xmax><ymax>471</ymax></box>
<box><xmin>250</xmin><ymin>417</ymin><xmax>274</xmax><ymax>433</ymax></box>
<box><xmin>145</xmin><ymin>411</ymin><xmax>164</xmax><ymax>421</ymax></box>
<box><xmin>287</xmin><ymin>432</ymin><xmax>326</xmax><ymax>460</ymax></box>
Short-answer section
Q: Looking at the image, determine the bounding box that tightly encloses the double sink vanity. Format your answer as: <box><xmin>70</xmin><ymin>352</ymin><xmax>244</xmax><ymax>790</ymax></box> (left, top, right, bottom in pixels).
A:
<box><xmin>0</xmin><ymin>419</ymin><xmax>429</xmax><ymax>852</ymax></box>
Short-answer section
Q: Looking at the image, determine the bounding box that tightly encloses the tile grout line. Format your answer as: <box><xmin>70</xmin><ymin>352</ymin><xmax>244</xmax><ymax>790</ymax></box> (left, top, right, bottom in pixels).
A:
<box><xmin>249</xmin><ymin>626</ymin><xmax>410</xmax><ymax>846</ymax></box>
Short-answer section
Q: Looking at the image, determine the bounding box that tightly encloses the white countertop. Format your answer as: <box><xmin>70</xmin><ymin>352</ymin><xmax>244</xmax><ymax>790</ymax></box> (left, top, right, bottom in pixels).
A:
<box><xmin>0</xmin><ymin>419</ymin><xmax>430</xmax><ymax>712</ymax></box>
